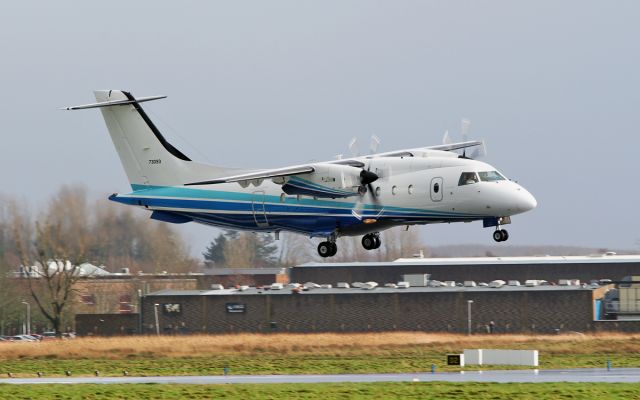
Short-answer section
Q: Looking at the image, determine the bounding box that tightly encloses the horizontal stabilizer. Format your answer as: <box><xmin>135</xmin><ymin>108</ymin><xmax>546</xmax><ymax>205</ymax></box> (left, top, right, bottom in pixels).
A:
<box><xmin>63</xmin><ymin>95</ymin><xmax>167</xmax><ymax>110</ymax></box>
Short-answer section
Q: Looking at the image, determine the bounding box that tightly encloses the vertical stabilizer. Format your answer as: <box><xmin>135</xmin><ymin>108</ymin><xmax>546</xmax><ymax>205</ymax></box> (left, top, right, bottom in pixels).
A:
<box><xmin>88</xmin><ymin>90</ymin><xmax>237</xmax><ymax>188</ymax></box>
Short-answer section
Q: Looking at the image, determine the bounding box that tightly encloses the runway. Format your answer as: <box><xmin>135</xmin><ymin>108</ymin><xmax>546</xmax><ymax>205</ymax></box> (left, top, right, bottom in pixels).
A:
<box><xmin>1</xmin><ymin>368</ymin><xmax>639</xmax><ymax>385</ymax></box>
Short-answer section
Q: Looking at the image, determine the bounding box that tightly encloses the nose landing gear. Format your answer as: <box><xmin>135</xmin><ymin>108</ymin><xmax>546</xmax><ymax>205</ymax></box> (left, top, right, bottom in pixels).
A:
<box><xmin>362</xmin><ymin>233</ymin><xmax>381</xmax><ymax>250</ymax></box>
<box><xmin>493</xmin><ymin>229</ymin><xmax>509</xmax><ymax>242</ymax></box>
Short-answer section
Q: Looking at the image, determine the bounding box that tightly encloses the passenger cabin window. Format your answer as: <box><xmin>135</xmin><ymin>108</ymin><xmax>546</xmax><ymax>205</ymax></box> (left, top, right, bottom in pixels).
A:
<box><xmin>478</xmin><ymin>171</ymin><xmax>506</xmax><ymax>182</ymax></box>
<box><xmin>458</xmin><ymin>172</ymin><xmax>479</xmax><ymax>186</ymax></box>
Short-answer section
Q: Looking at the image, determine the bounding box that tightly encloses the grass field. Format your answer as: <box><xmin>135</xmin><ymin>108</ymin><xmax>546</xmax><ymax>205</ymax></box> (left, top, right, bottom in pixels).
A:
<box><xmin>2</xmin><ymin>382</ymin><xmax>640</xmax><ymax>400</ymax></box>
<box><xmin>1</xmin><ymin>332</ymin><xmax>639</xmax><ymax>377</ymax></box>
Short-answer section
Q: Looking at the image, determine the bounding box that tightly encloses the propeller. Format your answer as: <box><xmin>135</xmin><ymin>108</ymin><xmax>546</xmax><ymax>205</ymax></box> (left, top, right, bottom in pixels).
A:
<box><xmin>348</xmin><ymin>137</ymin><xmax>359</xmax><ymax>157</ymax></box>
<box><xmin>352</xmin><ymin>164</ymin><xmax>382</xmax><ymax>221</ymax></box>
<box><xmin>369</xmin><ymin>135</ymin><xmax>381</xmax><ymax>154</ymax></box>
<box><xmin>470</xmin><ymin>140</ymin><xmax>488</xmax><ymax>159</ymax></box>
<box><xmin>461</xmin><ymin>118</ymin><xmax>471</xmax><ymax>142</ymax></box>
<box><xmin>448</xmin><ymin>118</ymin><xmax>486</xmax><ymax>160</ymax></box>
<box><xmin>442</xmin><ymin>130</ymin><xmax>452</xmax><ymax>145</ymax></box>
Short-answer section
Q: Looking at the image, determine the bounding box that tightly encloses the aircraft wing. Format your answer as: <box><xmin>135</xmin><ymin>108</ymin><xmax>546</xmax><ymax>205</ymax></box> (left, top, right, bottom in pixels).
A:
<box><xmin>184</xmin><ymin>165</ymin><xmax>316</xmax><ymax>186</ymax></box>
<box><xmin>185</xmin><ymin>158</ymin><xmax>366</xmax><ymax>186</ymax></box>
<box><xmin>183</xmin><ymin>141</ymin><xmax>479</xmax><ymax>186</ymax></box>
<box><xmin>368</xmin><ymin>140</ymin><xmax>482</xmax><ymax>158</ymax></box>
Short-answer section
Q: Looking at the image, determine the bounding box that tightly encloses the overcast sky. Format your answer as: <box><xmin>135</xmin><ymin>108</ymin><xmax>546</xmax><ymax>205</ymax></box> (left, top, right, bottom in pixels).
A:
<box><xmin>1</xmin><ymin>1</ymin><xmax>639</xmax><ymax>256</ymax></box>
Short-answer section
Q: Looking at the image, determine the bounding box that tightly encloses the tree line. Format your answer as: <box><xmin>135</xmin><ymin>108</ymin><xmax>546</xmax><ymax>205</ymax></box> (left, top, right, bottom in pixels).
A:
<box><xmin>0</xmin><ymin>184</ymin><xmax>426</xmax><ymax>335</ymax></box>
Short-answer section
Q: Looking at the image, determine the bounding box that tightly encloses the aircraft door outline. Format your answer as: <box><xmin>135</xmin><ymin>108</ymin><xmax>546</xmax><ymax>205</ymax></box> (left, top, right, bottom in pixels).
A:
<box><xmin>251</xmin><ymin>190</ymin><xmax>269</xmax><ymax>227</ymax></box>
<box><xmin>430</xmin><ymin>177</ymin><xmax>443</xmax><ymax>202</ymax></box>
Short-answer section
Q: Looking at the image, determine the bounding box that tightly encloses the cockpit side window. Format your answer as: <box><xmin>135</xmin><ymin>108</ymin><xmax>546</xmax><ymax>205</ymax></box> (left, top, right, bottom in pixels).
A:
<box><xmin>478</xmin><ymin>171</ymin><xmax>506</xmax><ymax>182</ymax></box>
<box><xmin>458</xmin><ymin>172</ymin><xmax>479</xmax><ymax>186</ymax></box>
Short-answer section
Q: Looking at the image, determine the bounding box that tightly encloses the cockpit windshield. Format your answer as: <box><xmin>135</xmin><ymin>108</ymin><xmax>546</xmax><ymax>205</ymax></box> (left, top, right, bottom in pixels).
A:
<box><xmin>458</xmin><ymin>172</ymin><xmax>479</xmax><ymax>186</ymax></box>
<box><xmin>459</xmin><ymin>171</ymin><xmax>506</xmax><ymax>186</ymax></box>
<box><xmin>478</xmin><ymin>171</ymin><xmax>506</xmax><ymax>182</ymax></box>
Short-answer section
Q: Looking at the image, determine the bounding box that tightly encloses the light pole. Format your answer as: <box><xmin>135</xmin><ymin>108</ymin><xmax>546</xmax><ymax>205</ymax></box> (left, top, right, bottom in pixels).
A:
<box><xmin>154</xmin><ymin>303</ymin><xmax>160</xmax><ymax>336</ymax></box>
<box><xmin>467</xmin><ymin>300</ymin><xmax>474</xmax><ymax>336</ymax></box>
<box><xmin>21</xmin><ymin>301</ymin><xmax>31</xmax><ymax>335</ymax></box>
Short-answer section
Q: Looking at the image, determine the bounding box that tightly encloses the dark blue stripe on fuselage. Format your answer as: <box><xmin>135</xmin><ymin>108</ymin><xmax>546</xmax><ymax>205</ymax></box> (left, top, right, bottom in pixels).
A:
<box><xmin>111</xmin><ymin>186</ymin><xmax>484</xmax><ymax>235</ymax></box>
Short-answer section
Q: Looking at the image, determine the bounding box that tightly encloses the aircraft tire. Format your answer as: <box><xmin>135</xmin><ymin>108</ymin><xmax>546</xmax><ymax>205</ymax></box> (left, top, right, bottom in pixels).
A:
<box><xmin>493</xmin><ymin>230</ymin><xmax>503</xmax><ymax>242</ymax></box>
<box><xmin>373</xmin><ymin>235</ymin><xmax>381</xmax><ymax>249</ymax></box>
<box><xmin>318</xmin><ymin>242</ymin><xmax>333</xmax><ymax>258</ymax></box>
<box><xmin>362</xmin><ymin>235</ymin><xmax>375</xmax><ymax>250</ymax></box>
<box><xmin>500</xmin><ymin>229</ymin><xmax>509</xmax><ymax>241</ymax></box>
<box><xmin>329</xmin><ymin>242</ymin><xmax>338</xmax><ymax>256</ymax></box>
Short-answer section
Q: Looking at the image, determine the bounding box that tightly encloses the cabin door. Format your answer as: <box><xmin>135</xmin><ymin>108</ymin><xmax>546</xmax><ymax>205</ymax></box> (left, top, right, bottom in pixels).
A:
<box><xmin>251</xmin><ymin>191</ymin><xmax>269</xmax><ymax>227</ymax></box>
<box><xmin>430</xmin><ymin>177</ymin><xmax>443</xmax><ymax>202</ymax></box>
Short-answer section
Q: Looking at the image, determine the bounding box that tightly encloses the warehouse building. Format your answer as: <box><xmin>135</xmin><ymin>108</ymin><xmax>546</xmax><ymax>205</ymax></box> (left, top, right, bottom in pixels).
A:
<box><xmin>140</xmin><ymin>283</ymin><xmax>623</xmax><ymax>335</ymax></box>
<box><xmin>290</xmin><ymin>254</ymin><xmax>640</xmax><ymax>286</ymax></box>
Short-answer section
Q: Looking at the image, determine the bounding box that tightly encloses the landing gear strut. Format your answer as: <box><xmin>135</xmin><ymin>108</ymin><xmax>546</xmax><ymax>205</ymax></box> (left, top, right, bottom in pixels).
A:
<box><xmin>362</xmin><ymin>233</ymin><xmax>381</xmax><ymax>250</ymax></box>
<box><xmin>493</xmin><ymin>229</ymin><xmax>509</xmax><ymax>242</ymax></box>
<box><xmin>317</xmin><ymin>241</ymin><xmax>338</xmax><ymax>258</ymax></box>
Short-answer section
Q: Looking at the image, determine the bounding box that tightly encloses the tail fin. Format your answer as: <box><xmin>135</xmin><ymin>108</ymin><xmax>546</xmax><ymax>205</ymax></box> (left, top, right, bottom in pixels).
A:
<box><xmin>68</xmin><ymin>90</ymin><xmax>235</xmax><ymax>188</ymax></box>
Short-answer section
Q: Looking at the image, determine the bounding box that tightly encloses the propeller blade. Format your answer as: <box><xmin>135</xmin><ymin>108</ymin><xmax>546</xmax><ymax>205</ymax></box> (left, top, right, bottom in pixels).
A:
<box><xmin>461</xmin><ymin>118</ymin><xmax>471</xmax><ymax>142</ymax></box>
<box><xmin>348</xmin><ymin>137</ymin><xmax>359</xmax><ymax>157</ymax></box>
<box><xmin>470</xmin><ymin>140</ymin><xmax>487</xmax><ymax>159</ymax></box>
<box><xmin>367</xmin><ymin>183</ymin><xmax>382</xmax><ymax>207</ymax></box>
<box><xmin>442</xmin><ymin>130</ymin><xmax>452</xmax><ymax>145</ymax></box>
<box><xmin>369</xmin><ymin>134</ymin><xmax>381</xmax><ymax>154</ymax></box>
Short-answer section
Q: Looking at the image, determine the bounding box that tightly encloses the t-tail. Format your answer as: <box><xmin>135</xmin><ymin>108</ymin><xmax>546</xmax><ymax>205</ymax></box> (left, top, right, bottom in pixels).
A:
<box><xmin>65</xmin><ymin>90</ymin><xmax>237</xmax><ymax>189</ymax></box>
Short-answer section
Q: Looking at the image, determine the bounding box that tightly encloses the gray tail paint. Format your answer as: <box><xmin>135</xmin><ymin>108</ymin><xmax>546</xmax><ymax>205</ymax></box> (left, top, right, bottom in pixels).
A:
<box><xmin>94</xmin><ymin>90</ymin><xmax>240</xmax><ymax>188</ymax></box>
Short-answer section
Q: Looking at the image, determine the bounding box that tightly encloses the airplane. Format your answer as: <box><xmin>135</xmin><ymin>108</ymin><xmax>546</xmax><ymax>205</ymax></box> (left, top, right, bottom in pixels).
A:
<box><xmin>65</xmin><ymin>90</ymin><xmax>537</xmax><ymax>258</ymax></box>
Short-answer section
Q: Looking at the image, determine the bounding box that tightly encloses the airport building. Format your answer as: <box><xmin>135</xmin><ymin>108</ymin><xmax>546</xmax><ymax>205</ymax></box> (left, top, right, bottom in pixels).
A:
<box><xmin>139</xmin><ymin>283</ymin><xmax>623</xmax><ymax>335</ymax></box>
<box><xmin>71</xmin><ymin>254</ymin><xmax>640</xmax><ymax>335</ymax></box>
<box><xmin>290</xmin><ymin>254</ymin><xmax>640</xmax><ymax>286</ymax></box>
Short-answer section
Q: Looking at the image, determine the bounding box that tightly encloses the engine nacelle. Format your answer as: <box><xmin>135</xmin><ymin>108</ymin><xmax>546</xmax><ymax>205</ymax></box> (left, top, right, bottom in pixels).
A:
<box><xmin>277</xmin><ymin>164</ymin><xmax>363</xmax><ymax>198</ymax></box>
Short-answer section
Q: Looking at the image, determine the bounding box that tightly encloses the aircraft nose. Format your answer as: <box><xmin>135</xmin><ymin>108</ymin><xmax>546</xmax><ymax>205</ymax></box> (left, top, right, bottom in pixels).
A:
<box><xmin>516</xmin><ymin>187</ymin><xmax>537</xmax><ymax>212</ymax></box>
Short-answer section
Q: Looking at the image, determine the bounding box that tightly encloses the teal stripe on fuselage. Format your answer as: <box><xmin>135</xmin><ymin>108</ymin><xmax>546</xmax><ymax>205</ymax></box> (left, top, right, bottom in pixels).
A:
<box><xmin>127</xmin><ymin>184</ymin><xmax>483</xmax><ymax>218</ymax></box>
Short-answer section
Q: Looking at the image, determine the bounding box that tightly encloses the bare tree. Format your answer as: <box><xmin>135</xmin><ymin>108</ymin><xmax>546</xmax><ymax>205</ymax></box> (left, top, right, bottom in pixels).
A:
<box><xmin>223</xmin><ymin>233</ymin><xmax>257</xmax><ymax>267</ymax></box>
<box><xmin>330</xmin><ymin>226</ymin><xmax>427</xmax><ymax>262</ymax></box>
<box><xmin>12</xmin><ymin>217</ymin><xmax>87</xmax><ymax>336</ymax></box>
<box><xmin>10</xmin><ymin>185</ymin><xmax>92</xmax><ymax>336</ymax></box>
<box><xmin>278</xmin><ymin>232</ymin><xmax>315</xmax><ymax>266</ymax></box>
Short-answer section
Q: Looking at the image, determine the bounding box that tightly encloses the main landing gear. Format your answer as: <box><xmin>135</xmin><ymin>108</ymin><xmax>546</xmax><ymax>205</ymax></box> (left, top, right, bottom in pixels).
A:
<box><xmin>317</xmin><ymin>241</ymin><xmax>338</xmax><ymax>258</ymax></box>
<box><xmin>317</xmin><ymin>232</ymin><xmax>382</xmax><ymax>258</ymax></box>
<box><xmin>493</xmin><ymin>229</ymin><xmax>509</xmax><ymax>242</ymax></box>
<box><xmin>362</xmin><ymin>233</ymin><xmax>381</xmax><ymax>250</ymax></box>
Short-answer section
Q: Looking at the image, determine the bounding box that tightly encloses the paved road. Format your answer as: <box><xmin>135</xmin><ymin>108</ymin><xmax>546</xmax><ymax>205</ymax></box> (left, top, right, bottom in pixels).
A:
<box><xmin>1</xmin><ymin>368</ymin><xmax>639</xmax><ymax>385</ymax></box>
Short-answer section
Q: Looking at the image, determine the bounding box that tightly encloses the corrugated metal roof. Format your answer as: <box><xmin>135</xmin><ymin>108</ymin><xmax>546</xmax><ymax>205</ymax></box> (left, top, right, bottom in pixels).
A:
<box><xmin>204</xmin><ymin>268</ymin><xmax>287</xmax><ymax>276</ymax></box>
<box><xmin>297</xmin><ymin>254</ymin><xmax>640</xmax><ymax>268</ymax></box>
<box><xmin>145</xmin><ymin>285</ymin><xmax>595</xmax><ymax>297</ymax></box>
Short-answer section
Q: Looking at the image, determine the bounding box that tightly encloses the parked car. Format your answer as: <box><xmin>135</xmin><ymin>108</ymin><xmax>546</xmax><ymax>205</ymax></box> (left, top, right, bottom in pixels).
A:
<box><xmin>8</xmin><ymin>335</ymin><xmax>36</xmax><ymax>342</ymax></box>
<box><xmin>41</xmin><ymin>331</ymin><xmax>57</xmax><ymax>340</ymax></box>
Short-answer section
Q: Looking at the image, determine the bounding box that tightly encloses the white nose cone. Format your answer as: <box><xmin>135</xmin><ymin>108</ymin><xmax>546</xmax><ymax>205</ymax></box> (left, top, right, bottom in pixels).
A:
<box><xmin>517</xmin><ymin>188</ymin><xmax>537</xmax><ymax>213</ymax></box>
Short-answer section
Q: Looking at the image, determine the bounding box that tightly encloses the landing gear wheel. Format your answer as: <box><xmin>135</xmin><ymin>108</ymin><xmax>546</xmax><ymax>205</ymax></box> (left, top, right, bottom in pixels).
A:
<box><xmin>362</xmin><ymin>234</ymin><xmax>381</xmax><ymax>250</ymax></box>
<box><xmin>318</xmin><ymin>242</ymin><xmax>333</xmax><ymax>258</ymax></box>
<box><xmin>328</xmin><ymin>242</ymin><xmax>338</xmax><ymax>257</ymax></box>
<box><xmin>493</xmin><ymin>229</ymin><xmax>509</xmax><ymax>242</ymax></box>
<box><xmin>362</xmin><ymin>235</ymin><xmax>375</xmax><ymax>250</ymax></box>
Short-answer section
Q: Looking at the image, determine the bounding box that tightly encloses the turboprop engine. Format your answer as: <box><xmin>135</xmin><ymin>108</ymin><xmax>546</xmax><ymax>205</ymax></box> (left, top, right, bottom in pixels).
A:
<box><xmin>274</xmin><ymin>164</ymin><xmax>378</xmax><ymax>198</ymax></box>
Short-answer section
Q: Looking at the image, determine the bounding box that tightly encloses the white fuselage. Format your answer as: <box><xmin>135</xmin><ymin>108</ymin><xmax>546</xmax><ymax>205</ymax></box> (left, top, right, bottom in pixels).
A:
<box><xmin>112</xmin><ymin>153</ymin><xmax>536</xmax><ymax>238</ymax></box>
<box><xmin>71</xmin><ymin>90</ymin><xmax>536</xmax><ymax>252</ymax></box>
